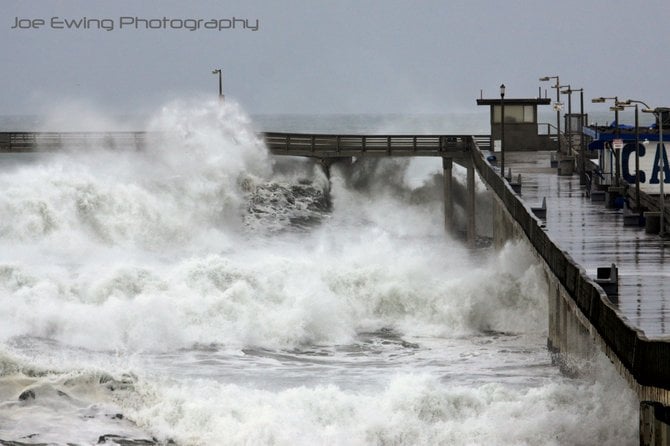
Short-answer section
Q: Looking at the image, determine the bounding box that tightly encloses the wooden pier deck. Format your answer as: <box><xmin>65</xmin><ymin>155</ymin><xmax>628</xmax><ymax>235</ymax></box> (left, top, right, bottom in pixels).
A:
<box><xmin>504</xmin><ymin>151</ymin><xmax>670</xmax><ymax>339</ymax></box>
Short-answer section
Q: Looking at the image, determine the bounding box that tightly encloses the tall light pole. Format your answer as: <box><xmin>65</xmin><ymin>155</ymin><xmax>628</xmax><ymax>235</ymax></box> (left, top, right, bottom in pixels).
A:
<box><xmin>614</xmin><ymin>103</ymin><xmax>641</xmax><ymax>211</ymax></box>
<box><xmin>540</xmin><ymin>76</ymin><xmax>561</xmax><ymax>154</ymax></box>
<box><xmin>500</xmin><ymin>83</ymin><xmax>506</xmax><ymax>179</ymax></box>
<box><xmin>592</xmin><ymin>96</ymin><xmax>620</xmax><ymax>185</ymax></box>
<box><xmin>576</xmin><ymin>89</ymin><xmax>585</xmax><ymax>184</ymax></box>
<box><xmin>212</xmin><ymin>68</ymin><xmax>224</xmax><ymax>101</ymax></box>
<box><xmin>560</xmin><ymin>85</ymin><xmax>572</xmax><ymax>154</ymax></box>
<box><xmin>643</xmin><ymin>107</ymin><xmax>670</xmax><ymax>237</ymax></box>
<box><xmin>566</xmin><ymin>88</ymin><xmax>585</xmax><ymax>184</ymax></box>
<box><xmin>620</xmin><ymin>99</ymin><xmax>651</xmax><ymax>211</ymax></box>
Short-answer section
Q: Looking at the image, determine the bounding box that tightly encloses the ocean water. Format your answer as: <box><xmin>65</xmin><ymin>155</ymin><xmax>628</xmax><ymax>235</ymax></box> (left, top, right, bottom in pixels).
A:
<box><xmin>0</xmin><ymin>101</ymin><xmax>639</xmax><ymax>445</ymax></box>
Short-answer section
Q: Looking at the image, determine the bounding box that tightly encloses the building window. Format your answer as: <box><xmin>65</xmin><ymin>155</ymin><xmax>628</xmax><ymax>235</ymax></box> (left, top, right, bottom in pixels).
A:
<box><xmin>493</xmin><ymin>105</ymin><xmax>535</xmax><ymax>123</ymax></box>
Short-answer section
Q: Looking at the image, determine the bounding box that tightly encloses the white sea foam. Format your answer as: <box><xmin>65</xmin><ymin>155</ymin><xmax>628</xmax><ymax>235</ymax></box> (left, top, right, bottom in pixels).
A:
<box><xmin>0</xmin><ymin>234</ymin><xmax>548</xmax><ymax>351</ymax></box>
<box><xmin>0</xmin><ymin>101</ymin><xmax>639</xmax><ymax>444</ymax></box>
<box><xmin>124</xmin><ymin>353</ymin><xmax>637</xmax><ymax>446</ymax></box>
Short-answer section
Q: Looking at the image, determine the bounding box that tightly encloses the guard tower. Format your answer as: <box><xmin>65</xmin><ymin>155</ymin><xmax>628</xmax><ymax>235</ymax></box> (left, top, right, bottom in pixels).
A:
<box><xmin>477</xmin><ymin>95</ymin><xmax>551</xmax><ymax>151</ymax></box>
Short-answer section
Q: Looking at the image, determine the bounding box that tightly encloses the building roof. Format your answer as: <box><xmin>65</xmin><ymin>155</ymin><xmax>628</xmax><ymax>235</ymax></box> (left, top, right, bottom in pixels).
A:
<box><xmin>476</xmin><ymin>98</ymin><xmax>551</xmax><ymax>106</ymax></box>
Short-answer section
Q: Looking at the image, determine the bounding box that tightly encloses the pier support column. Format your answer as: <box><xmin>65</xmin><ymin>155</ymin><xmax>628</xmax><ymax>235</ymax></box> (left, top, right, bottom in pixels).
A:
<box><xmin>318</xmin><ymin>157</ymin><xmax>352</xmax><ymax>180</ymax></box>
<box><xmin>467</xmin><ymin>162</ymin><xmax>476</xmax><ymax>247</ymax></box>
<box><xmin>640</xmin><ymin>402</ymin><xmax>670</xmax><ymax>446</ymax></box>
<box><xmin>443</xmin><ymin>157</ymin><xmax>454</xmax><ymax>232</ymax></box>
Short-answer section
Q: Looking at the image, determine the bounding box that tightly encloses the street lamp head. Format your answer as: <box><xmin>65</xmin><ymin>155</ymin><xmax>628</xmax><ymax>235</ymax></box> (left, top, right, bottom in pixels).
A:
<box><xmin>500</xmin><ymin>84</ymin><xmax>506</xmax><ymax>98</ymax></box>
<box><xmin>539</xmin><ymin>76</ymin><xmax>550</xmax><ymax>81</ymax></box>
<box><xmin>591</xmin><ymin>97</ymin><xmax>606</xmax><ymax>103</ymax></box>
<box><xmin>609</xmin><ymin>106</ymin><xmax>625</xmax><ymax>111</ymax></box>
<box><xmin>212</xmin><ymin>69</ymin><xmax>221</xmax><ymax>74</ymax></box>
<box><xmin>623</xmin><ymin>99</ymin><xmax>652</xmax><ymax>109</ymax></box>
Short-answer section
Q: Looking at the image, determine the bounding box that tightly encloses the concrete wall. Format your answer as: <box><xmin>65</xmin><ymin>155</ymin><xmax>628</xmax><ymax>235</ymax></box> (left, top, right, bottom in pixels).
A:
<box><xmin>472</xmin><ymin>144</ymin><xmax>670</xmax><ymax>444</ymax></box>
<box><xmin>491</xmin><ymin>124</ymin><xmax>553</xmax><ymax>151</ymax></box>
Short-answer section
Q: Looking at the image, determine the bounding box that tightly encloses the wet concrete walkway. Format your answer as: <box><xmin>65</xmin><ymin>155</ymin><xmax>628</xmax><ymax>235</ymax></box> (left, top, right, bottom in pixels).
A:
<box><xmin>503</xmin><ymin>151</ymin><xmax>670</xmax><ymax>339</ymax></box>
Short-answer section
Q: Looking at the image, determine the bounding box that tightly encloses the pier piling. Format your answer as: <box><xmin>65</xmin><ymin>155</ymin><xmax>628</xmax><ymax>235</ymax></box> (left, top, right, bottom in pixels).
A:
<box><xmin>467</xmin><ymin>161</ymin><xmax>476</xmax><ymax>246</ymax></box>
<box><xmin>443</xmin><ymin>157</ymin><xmax>454</xmax><ymax>233</ymax></box>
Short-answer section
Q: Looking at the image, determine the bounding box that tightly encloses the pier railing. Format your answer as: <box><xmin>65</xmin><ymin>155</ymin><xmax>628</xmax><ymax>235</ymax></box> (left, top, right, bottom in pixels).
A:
<box><xmin>0</xmin><ymin>131</ymin><xmax>151</xmax><ymax>152</ymax></box>
<box><xmin>262</xmin><ymin>132</ymin><xmax>475</xmax><ymax>158</ymax></box>
<box><xmin>1</xmin><ymin>131</ymin><xmax>490</xmax><ymax>157</ymax></box>
<box><xmin>538</xmin><ymin>122</ymin><xmax>570</xmax><ymax>149</ymax></box>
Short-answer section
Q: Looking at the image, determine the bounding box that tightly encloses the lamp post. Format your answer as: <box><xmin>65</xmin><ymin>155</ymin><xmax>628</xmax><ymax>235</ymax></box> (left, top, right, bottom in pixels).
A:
<box><xmin>642</xmin><ymin>107</ymin><xmax>670</xmax><ymax>237</ymax></box>
<box><xmin>212</xmin><ymin>68</ymin><xmax>224</xmax><ymax>101</ymax></box>
<box><xmin>592</xmin><ymin>96</ymin><xmax>619</xmax><ymax>134</ymax></box>
<box><xmin>540</xmin><ymin>76</ymin><xmax>560</xmax><ymax>154</ymax></box>
<box><xmin>592</xmin><ymin>96</ymin><xmax>620</xmax><ymax>185</ymax></box>
<box><xmin>619</xmin><ymin>99</ymin><xmax>650</xmax><ymax>211</ymax></box>
<box><xmin>613</xmin><ymin>102</ymin><xmax>640</xmax><ymax>211</ymax></box>
<box><xmin>560</xmin><ymin>85</ymin><xmax>572</xmax><ymax>154</ymax></box>
<box><xmin>500</xmin><ymin>83</ymin><xmax>506</xmax><ymax>179</ymax></box>
<box><xmin>576</xmin><ymin>89</ymin><xmax>585</xmax><ymax>184</ymax></box>
<box><xmin>565</xmin><ymin>88</ymin><xmax>585</xmax><ymax>184</ymax></box>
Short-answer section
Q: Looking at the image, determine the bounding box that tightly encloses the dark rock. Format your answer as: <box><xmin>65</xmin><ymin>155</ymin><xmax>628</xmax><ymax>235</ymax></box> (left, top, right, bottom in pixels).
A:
<box><xmin>99</xmin><ymin>373</ymin><xmax>136</xmax><ymax>392</ymax></box>
<box><xmin>0</xmin><ymin>439</ymin><xmax>48</xmax><ymax>446</ymax></box>
<box><xmin>18</xmin><ymin>390</ymin><xmax>35</xmax><ymax>401</ymax></box>
<box><xmin>246</xmin><ymin>180</ymin><xmax>331</xmax><ymax>232</ymax></box>
<box><xmin>97</xmin><ymin>434</ymin><xmax>158</xmax><ymax>445</ymax></box>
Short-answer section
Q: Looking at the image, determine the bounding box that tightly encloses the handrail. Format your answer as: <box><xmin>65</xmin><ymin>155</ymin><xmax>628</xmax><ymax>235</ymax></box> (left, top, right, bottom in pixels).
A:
<box><xmin>261</xmin><ymin>132</ymin><xmax>476</xmax><ymax>157</ymax></box>
<box><xmin>538</xmin><ymin>122</ymin><xmax>558</xmax><ymax>135</ymax></box>
<box><xmin>0</xmin><ymin>131</ymin><xmax>490</xmax><ymax>159</ymax></box>
<box><xmin>0</xmin><ymin>131</ymin><xmax>154</xmax><ymax>152</ymax></box>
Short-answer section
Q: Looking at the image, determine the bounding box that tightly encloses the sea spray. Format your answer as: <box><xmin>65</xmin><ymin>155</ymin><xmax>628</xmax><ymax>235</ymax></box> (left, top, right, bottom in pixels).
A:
<box><xmin>0</xmin><ymin>103</ymin><xmax>639</xmax><ymax>444</ymax></box>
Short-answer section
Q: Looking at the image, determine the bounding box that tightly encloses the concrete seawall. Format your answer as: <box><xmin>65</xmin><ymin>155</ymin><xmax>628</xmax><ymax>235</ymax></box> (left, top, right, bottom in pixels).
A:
<box><xmin>470</xmin><ymin>145</ymin><xmax>670</xmax><ymax>443</ymax></box>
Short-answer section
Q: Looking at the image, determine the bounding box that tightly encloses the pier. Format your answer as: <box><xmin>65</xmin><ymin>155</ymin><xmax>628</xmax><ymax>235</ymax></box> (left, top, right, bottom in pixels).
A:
<box><xmin>264</xmin><ymin>128</ymin><xmax>670</xmax><ymax>444</ymax></box>
<box><xmin>2</xmin><ymin>118</ymin><xmax>670</xmax><ymax>443</ymax></box>
<box><xmin>239</xmin><ymin>128</ymin><xmax>670</xmax><ymax>444</ymax></box>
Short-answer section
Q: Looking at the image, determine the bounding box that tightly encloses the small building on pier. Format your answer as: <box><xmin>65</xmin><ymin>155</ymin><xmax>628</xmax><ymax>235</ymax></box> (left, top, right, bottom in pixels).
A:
<box><xmin>477</xmin><ymin>96</ymin><xmax>552</xmax><ymax>151</ymax></box>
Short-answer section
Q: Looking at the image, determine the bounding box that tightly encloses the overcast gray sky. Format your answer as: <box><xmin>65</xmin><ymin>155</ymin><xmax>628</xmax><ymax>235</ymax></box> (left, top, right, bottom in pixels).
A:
<box><xmin>2</xmin><ymin>0</ymin><xmax>669</xmax><ymax>116</ymax></box>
